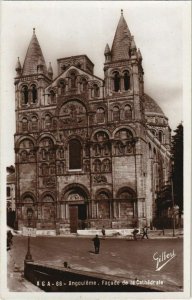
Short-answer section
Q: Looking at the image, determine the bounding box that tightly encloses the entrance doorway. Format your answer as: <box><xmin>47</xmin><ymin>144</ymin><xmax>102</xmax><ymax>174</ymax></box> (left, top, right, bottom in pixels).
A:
<box><xmin>69</xmin><ymin>204</ymin><xmax>87</xmax><ymax>233</ymax></box>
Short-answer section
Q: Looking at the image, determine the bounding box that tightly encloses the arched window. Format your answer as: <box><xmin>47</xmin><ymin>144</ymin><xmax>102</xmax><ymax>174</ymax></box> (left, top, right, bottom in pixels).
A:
<box><xmin>114</xmin><ymin>72</ymin><xmax>120</xmax><ymax>92</ymax></box>
<box><xmin>69</xmin><ymin>139</ymin><xmax>82</xmax><ymax>170</ymax></box>
<box><xmin>82</xmin><ymin>78</ymin><xmax>88</xmax><ymax>92</ymax></box>
<box><xmin>97</xmin><ymin>192</ymin><xmax>110</xmax><ymax>219</ymax></box>
<box><xmin>113</xmin><ymin>106</ymin><xmax>120</xmax><ymax>122</ymax></box>
<box><xmin>124</xmin><ymin>105</ymin><xmax>132</xmax><ymax>119</ymax></box>
<box><xmin>22</xmin><ymin>118</ymin><xmax>28</xmax><ymax>131</ymax></box>
<box><xmin>44</xmin><ymin>114</ymin><xmax>52</xmax><ymax>130</ymax></box>
<box><xmin>31</xmin><ymin>84</ymin><xmax>37</xmax><ymax>103</ymax></box>
<box><xmin>71</xmin><ymin>72</ymin><xmax>76</xmax><ymax>88</ymax></box>
<box><xmin>158</xmin><ymin>131</ymin><xmax>163</xmax><ymax>143</ymax></box>
<box><xmin>22</xmin><ymin>85</ymin><xmax>28</xmax><ymax>104</ymax></box>
<box><xmin>96</xmin><ymin>108</ymin><xmax>105</xmax><ymax>123</ymax></box>
<box><xmin>49</xmin><ymin>90</ymin><xmax>55</xmax><ymax>103</ymax></box>
<box><xmin>31</xmin><ymin>116</ymin><xmax>38</xmax><ymax>131</ymax></box>
<box><xmin>118</xmin><ymin>188</ymin><xmax>135</xmax><ymax>219</ymax></box>
<box><xmin>59</xmin><ymin>80</ymin><xmax>65</xmax><ymax>95</ymax></box>
<box><xmin>42</xmin><ymin>195</ymin><xmax>55</xmax><ymax>220</ymax></box>
<box><xmin>124</xmin><ymin>71</ymin><xmax>130</xmax><ymax>90</ymax></box>
<box><xmin>93</xmin><ymin>84</ymin><xmax>100</xmax><ymax>97</ymax></box>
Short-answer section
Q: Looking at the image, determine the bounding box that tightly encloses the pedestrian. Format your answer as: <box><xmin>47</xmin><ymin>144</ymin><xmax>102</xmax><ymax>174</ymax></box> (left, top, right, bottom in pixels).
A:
<box><xmin>132</xmin><ymin>228</ymin><xmax>139</xmax><ymax>240</ymax></box>
<box><xmin>92</xmin><ymin>234</ymin><xmax>100</xmax><ymax>254</ymax></box>
<box><xmin>142</xmin><ymin>226</ymin><xmax>149</xmax><ymax>239</ymax></box>
<box><xmin>101</xmin><ymin>226</ymin><xmax>106</xmax><ymax>238</ymax></box>
<box><xmin>7</xmin><ymin>230</ymin><xmax>13</xmax><ymax>250</ymax></box>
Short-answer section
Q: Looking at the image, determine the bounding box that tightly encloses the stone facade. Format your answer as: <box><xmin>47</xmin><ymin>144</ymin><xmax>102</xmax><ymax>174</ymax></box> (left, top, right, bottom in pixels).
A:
<box><xmin>14</xmin><ymin>12</ymin><xmax>171</xmax><ymax>233</ymax></box>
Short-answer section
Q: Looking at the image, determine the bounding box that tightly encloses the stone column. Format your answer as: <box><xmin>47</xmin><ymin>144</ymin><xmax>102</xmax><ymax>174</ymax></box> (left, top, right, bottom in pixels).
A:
<box><xmin>120</xmin><ymin>76</ymin><xmax>124</xmax><ymax>92</ymax></box>
<box><xmin>66</xmin><ymin>203</ymin><xmax>69</xmax><ymax>219</ymax></box>
<box><xmin>66</xmin><ymin>77</ymin><xmax>69</xmax><ymax>92</ymax></box>
<box><xmin>88</xmin><ymin>87</ymin><xmax>92</xmax><ymax>99</ymax></box>
<box><xmin>77</xmin><ymin>76</ymin><xmax>81</xmax><ymax>93</ymax></box>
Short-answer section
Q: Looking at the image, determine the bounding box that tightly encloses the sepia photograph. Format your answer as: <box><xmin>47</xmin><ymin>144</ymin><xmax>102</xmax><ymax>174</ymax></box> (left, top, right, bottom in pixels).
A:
<box><xmin>0</xmin><ymin>1</ymin><xmax>191</xmax><ymax>299</ymax></box>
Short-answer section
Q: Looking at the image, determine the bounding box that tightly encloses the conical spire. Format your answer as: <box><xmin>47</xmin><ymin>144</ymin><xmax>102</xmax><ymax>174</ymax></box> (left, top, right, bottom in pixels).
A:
<box><xmin>48</xmin><ymin>62</ymin><xmax>53</xmax><ymax>79</ymax></box>
<box><xmin>15</xmin><ymin>57</ymin><xmax>21</xmax><ymax>70</ymax></box>
<box><xmin>111</xmin><ymin>10</ymin><xmax>132</xmax><ymax>62</ymax></box>
<box><xmin>137</xmin><ymin>48</ymin><xmax>142</xmax><ymax>61</ymax></box>
<box><xmin>104</xmin><ymin>44</ymin><xmax>111</xmax><ymax>55</ymax></box>
<box><xmin>15</xmin><ymin>57</ymin><xmax>22</xmax><ymax>75</ymax></box>
<box><xmin>22</xmin><ymin>28</ymin><xmax>48</xmax><ymax>76</ymax></box>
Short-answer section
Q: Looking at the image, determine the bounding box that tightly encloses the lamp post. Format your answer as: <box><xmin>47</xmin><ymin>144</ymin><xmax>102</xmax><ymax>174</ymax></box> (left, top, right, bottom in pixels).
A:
<box><xmin>171</xmin><ymin>161</ymin><xmax>175</xmax><ymax>237</ymax></box>
<box><xmin>25</xmin><ymin>207</ymin><xmax>33</xmax><ymax>262</ymax></box>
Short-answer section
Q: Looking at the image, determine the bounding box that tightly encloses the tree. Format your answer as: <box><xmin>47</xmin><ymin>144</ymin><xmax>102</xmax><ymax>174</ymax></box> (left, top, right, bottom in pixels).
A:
<box><xmin>171</xmin><ymin>123</ymin><xmax>183</xmax><ymax>217</ymax></box>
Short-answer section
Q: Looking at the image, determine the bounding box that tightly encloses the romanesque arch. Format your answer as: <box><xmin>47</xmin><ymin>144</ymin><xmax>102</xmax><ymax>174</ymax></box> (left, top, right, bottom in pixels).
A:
<box><xmin>95</xmin><ymin>188</ymin><xmax>112</xmax><ymax>219</ymax></box>
<box><xmin>61</xmin><ymin>183</ymin><xmax>90</xmax><ymax>202</ymax></box>
<box><xmin>116</xmin><ymin>187</ymin><xmax>136</xmax><ymax>220</ymax></box>
<box><xmin>41</xmin><ymin>193</ymin><xmax>56</xmax><ymax>221</ymax></box>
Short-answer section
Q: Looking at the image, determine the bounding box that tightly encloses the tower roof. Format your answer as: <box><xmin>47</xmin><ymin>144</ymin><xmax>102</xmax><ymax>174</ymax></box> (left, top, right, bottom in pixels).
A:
<box><xmin>111</xmin><ymin>10</ymin><xmax>132</xmax><ymax>62</ymax></box>
<box><xmin>144</xmin><ymin>94</ymin><xmax>165</xmax><ymax>116</ymax></box>
<box><xmin>22</xmin><ymin>28</ymin><xmax>48</xmax><ymax>76</ymax></box>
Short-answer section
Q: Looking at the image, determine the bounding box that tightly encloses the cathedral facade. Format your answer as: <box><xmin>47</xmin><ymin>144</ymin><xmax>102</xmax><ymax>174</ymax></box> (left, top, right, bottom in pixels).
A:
<box><xmin>14</xmin><ymin>11</ymin><xmax>171</xmax><ymax>233</ymax></box>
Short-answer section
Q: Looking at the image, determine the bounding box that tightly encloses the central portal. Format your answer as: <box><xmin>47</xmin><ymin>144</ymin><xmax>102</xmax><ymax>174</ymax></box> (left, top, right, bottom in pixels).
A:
<box><xmin>63</xmin><ymin>185</ymin><xmax>89</xmax><ymax>233</ymax></box>
<box><xmin>69</xmin><ymin>204</ymin><xmax>87</xmax><ymax>233</ymax></box>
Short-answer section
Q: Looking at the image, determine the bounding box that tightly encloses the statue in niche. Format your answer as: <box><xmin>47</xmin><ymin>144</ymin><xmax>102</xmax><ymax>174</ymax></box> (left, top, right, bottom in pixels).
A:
<box><xmin>125</xmin><ymin>142</ymin><xmax>133</xmax><ymax>154</ymax></box>
<box><xmin>49</xmin><ymin>149</ymin><xmax>55</xmax><ymax>160</ymax></box>
<box><xmin>29</xmin><ymin>150</ymin><xmax>35</xmax><ymax>161</ymax></box>
<box><xmin>93</xmin><ymin>160</ymin><xmax>101</xmax><ymax>172</ymax></box>
<box><xmin>84</xmin><ymin>144</ymin><xmax>90</xmax><ymax>157</ymax></box>
<box><xmin>96</xmin><ymin>144</ymin><xmax>101</xmax><ymax>156</ymax></box>
<box><xmin>57</xmin><ymin>162</ymin><xmax>64</xmax><ymax>174</ymax></box>
<box><xmin>102</xmin><ymin>159</ymin><xmax>110</xmax><ymax>172</ymax></box>
<box><xmin>117</xmin><ymin>141</ymin><xmax>124</xmax><ymax>155</ymax></box>
<box><xmin>69</xmin><ymin>104</ymin><xmax>77</xmax><ymax>121</ymax></box>
<box><xmin>84</xmin><ymin>160</ymin><xmax>90</xmax><ymax>172</ymax></box>
<box><xmin>59</xmin><ymin>148</ymin><xmax>64</xmax><ymax>159</ymax></box>
<box><xmin>103</xmin><ymin>143</ymin><xmax>110</xmax><ymax>156</ymax></box>
<box><xmin>96</xmin><ymin>132</ymin><xmax>107</xmax><ymax>142</ymax></box>
<box><xmin>21</xmin><ymin>150</ymin><xmax>28</xmax><ymax>162</ymax></box>
<box><xmin>42</xmin><ymin>164</ymin><xmax>49</xmax><ymax>176</ymax></box>
<box><xmin>50</xmin><ymin>164</ymin><xmax>56</xmax><ymax>175</ymax></box>
<box><xmin>42</xmin><ymin>149</ymin><xmax>49</xmax><ymax>161</ymax></box>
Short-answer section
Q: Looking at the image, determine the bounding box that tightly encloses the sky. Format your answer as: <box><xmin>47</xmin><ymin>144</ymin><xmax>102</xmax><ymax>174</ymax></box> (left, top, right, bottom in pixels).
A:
<box><xmin>0</xmin><ymin>1</ymin><xmax>190</xmax><ymax>168</ymax></box>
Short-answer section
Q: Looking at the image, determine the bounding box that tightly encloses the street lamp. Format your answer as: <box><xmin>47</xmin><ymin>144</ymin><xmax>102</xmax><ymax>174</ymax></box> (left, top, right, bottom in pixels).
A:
<box><xmin>25</xmin><ymin>207</ymin><xmax>33</xmax><ymax>262</ymax></box>
<box><xmin>171</xmin><ymin>161</ymin><xmax>175</xmax><ymax>237</ymax></box>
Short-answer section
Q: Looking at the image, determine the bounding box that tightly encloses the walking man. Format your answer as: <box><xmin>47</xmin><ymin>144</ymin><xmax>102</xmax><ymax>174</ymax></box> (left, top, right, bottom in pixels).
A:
<box><xmin>132</xmin><ymin>228</ymin><xmax>139</xmax><ymax>240</ymax></box>
<box><xmin>101</xmin><ymin>226</ymin><xmax>106</xmax><ymax>238</ymax></box>
<box><xmin>92</xmin><ymin>234</ymin><xmax>100</xmax><ymax>254</ymax></box>
<box><xmin>142</xmin><ymin>226</ymin><xmax>149</xmax><ymax>239</ymax></box>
